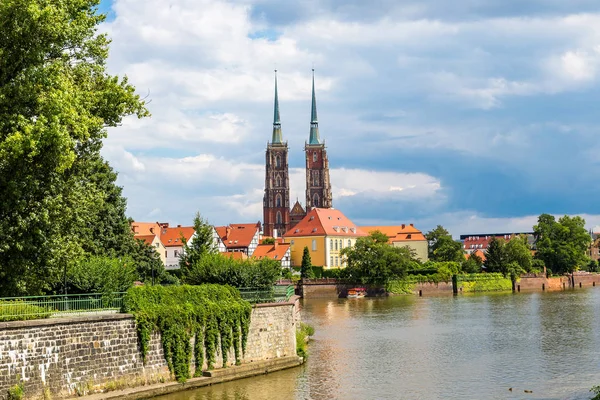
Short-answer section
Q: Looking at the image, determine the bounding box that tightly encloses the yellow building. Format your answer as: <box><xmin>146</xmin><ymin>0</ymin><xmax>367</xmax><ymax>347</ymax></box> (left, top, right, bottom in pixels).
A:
<box><xmin>360</xmin><ymin>224</ymin><xmax>429</xmax><ymax>261</ymax></box>
<box><xmin>283</xmin><ymin>208</ymin><xmax>367</xmax><ymax>268</ymax></box>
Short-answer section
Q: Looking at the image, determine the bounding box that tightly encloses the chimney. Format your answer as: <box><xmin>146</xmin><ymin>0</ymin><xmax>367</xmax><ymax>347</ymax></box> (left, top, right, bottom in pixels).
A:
<box><xmin>149</xmin><ymin>227</ymin><xmax>154</xmax><ymax>234</ymax></box>
<box><xmin>402</xmin><ymin>224</ymin><xmax>405</xmax><ymax>229</ymax></box>
<box><xmin>177</xmin><ymin>224</ymin><xmax>181</xmax><ymax>228</ymax></box>
<box><xmin>226</xmin><ymin>226</ymin><xmax>232</xmax><ymax>240</ymax></box>
<box><xmin>274</xmin><ymin>241</ymin><xmax>278</xmax><ymax>249</ymax></box>
<box><xmin>410</xmin><ymin>223</ymin><xmax>414</xmax><ymax>227</ymax></box>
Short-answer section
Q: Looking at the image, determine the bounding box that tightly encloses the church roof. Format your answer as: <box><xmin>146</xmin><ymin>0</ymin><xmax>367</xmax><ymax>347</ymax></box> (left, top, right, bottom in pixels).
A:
<box><xmin>360</xmin><ymin>224</ymin><xmax>426</xmax><ymax>243</ymax></box>
<box><xmin>290</xmin><ymin>200</ymin><xmax>306</xmax><ymax>216</ymax></box>
<box><xmin>284</xmin><ymin>208</ymin><xmax>366</xmax><ymax>238</ymax></box>
<box><xmin>272</xmin><ymin>70</ymin><xmax>283</xmax><ymax>144</ymax></box>
<box><xmin>308</xmin><ymin>69</ymin><xmax>320</xmax><ymax>145</ymax></box>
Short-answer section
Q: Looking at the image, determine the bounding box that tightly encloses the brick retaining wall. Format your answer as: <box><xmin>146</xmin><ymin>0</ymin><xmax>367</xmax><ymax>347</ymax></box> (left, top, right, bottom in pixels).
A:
<box><xmin>0</xmin><ymin>298</ymin><xmax>300</xmax><ymax>399</ymax></box>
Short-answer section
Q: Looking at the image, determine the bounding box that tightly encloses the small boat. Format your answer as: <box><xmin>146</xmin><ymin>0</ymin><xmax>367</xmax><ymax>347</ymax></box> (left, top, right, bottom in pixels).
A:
<box><xmin>347</xmin><ymin>288</ymin><xmax>367</xmax><ymax>298</ymax></box>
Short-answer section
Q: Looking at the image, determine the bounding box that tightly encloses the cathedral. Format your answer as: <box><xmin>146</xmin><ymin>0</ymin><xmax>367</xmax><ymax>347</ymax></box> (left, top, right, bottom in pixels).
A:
<box><xmin>263</xmin><ymin>70</ymin><xmax>333</xmax><ymax>238</ymax></box>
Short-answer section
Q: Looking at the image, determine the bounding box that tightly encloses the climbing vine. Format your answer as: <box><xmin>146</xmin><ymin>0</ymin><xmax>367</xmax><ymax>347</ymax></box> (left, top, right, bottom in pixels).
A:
<box><xmin>122</xmin><ymin>285</ymin><xmax>252</xmax><ymax>382</ymax></box>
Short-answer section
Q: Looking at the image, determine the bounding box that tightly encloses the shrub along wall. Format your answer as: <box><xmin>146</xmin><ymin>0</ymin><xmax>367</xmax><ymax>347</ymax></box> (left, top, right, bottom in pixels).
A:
<box><xmin>0</xmin><ymin>292</ymin><xmax>300</xmax><ymax>399</ymax></box>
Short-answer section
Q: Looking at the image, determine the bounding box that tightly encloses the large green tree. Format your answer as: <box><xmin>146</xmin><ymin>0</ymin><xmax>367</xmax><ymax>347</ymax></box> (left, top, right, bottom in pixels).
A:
<box><xmin>484</xmin><ymin>237</ymin><xmax>506</xmax><ymax>273</ymax></box>
<box><xmin>426</xmin><ymin>225</ymin><xmax>464</xmax><ymax>262</ymax></box>
<box><xmin>534</xmin><ymin>214</ymin><xmax>591</xmax><ymax>274</ymax></box>
<box><xmin>300</xmin><ymin>247</ymin><xmax>314</xmax><ymax>279</ymax></box>
<box><xmin>0</xmin><ymin>0</ymin><xmax>147</xmax><ymax>296</ymax></box>
<box><xmin>504</xmin><ymin>235</ymin><xmax>532</xmax><ymax>273</ymax></box>
<box><xmin>180</xmin><ymin>213</ymin><xmax>217</xmax><ymax>278</ymax></box>
<box><xmin>342</xmin><ymin>232</ymin><xmax>413</xmax><ymax>284</ymax></box>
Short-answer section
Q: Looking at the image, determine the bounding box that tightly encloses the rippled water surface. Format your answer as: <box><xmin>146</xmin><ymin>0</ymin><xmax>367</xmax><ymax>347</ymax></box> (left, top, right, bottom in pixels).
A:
<box><xmin>159</xmin><ymin>290</ymin><xmax>600</xmax><ymax>400</ymax></box>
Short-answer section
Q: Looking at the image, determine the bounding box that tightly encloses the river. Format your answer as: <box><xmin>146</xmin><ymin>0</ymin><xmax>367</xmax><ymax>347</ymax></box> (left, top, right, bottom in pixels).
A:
<box><xmin>158</xmin><ymin>289</ymin><xmax>600</xmax><ymax>399</ymax></box>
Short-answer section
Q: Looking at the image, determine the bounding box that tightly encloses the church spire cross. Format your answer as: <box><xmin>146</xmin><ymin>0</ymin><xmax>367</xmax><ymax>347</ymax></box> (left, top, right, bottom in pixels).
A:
<box><xmin>272</xmin><ymin>70</ymin><xmax>283</xmax><ymax>144</ymax></box>
<box><xmin>308</xmin><ymin>69</ymin><xmax>320</xmax><ymax>145</ymax></box>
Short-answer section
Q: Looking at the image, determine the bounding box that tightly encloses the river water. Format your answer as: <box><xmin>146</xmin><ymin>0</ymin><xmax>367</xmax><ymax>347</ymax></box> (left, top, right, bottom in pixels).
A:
<box><xmin>159</xmin><ymin>289</ymin><xmax>600</xmax><ymax>400</ymax></box>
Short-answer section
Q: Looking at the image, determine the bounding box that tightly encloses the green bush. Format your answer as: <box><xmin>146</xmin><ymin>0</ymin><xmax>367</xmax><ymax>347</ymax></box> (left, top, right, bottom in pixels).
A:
<box><xmin>0</xmin><ymin>301</ymin><xmax>52</xmax><ymax>322</ymax></box>
<box><xmin>457</xmin><ymin>273</ymin><xmax>512</xmax><ymax>292</ymax></box>
<box><xmin>68</xmin><ymin>256</ymin><xmax>137</xmax><ymax>294</ymax></box>
<box><xmin>322</xmin><ymin>268</ymin><xmax>342</xmax><ymax>279</ymax></box>
<box><xmin>183</xmin><ymin>253</ymin><xmax>281</xmax><ymax>289</ymax></box>
<box><xmin>123</xmin><ymin>285</ymin><xmax>251</xmax><ymax>383</ymax></box>
<box><xmin>296</xmin><ymin>322</ymin><xmax>314</xmax><ymax>359</ymax></box>
<box><xmin>591</xmin><ymin>385</ymin><xmax>600</xmax><ymax>400</ymax></box>
<box><xmin>386</xmin><ymin>280</ymin><xmax>416</xmax><ymax>294</ymax></box>
<box><xmin>7</xmin><ymin>383</ymin><xmax>24</xmax><ymax>400</ymax></box>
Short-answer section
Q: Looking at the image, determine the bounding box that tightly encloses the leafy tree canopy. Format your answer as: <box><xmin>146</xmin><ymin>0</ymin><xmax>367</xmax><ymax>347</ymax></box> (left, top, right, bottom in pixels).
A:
<box><xmin>0</xmin><ymin>0</ymin><xmax>147</xmax><ymax>296</ymax></box>
<box><xmin>534</xmin><ymin>214</ymin><xmax>591</xmax><ymax>274</ymax></box>
<box><xmin>180</xmin><ymin>212</ymin><xmax>216</xmax><ymax>275</ymax></box>
<box><xmin>426</xmin><ymin>225</ymin><xmax>464</xmax><ymax>262</ymax></box>
<box><xmin>301</xmin><ymin>247</ymin><xmax>315</xmax><ymax>279</ymax></box>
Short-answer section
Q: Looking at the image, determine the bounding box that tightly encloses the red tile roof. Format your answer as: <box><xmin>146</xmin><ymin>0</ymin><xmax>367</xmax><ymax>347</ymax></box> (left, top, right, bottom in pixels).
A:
<box><xmin>131</xmin><ymin>222</ymin><xmax>167</xmax><ymax>237</ymax></box>
<box><xmin>214</xmin><ymin>222</ymin><xmax>261</xmax><ymax>250</ymax></box>
<box><xmin>160</xmin><ymin>226</ymin><xmax>195</xmax><ymax>247</ymax></box>
<box><xmin>283</xmin><ymin>208</ymin><xmax>367</xmax><ymax>238</ymax></box>
<box><xmin>135</xmin><ymin>235</ymin><xmax>156</xmax><ymax>246</ymax></box>
<box><xmin>466</xmin><ymin>249</ymin><xmax>486</xmax><ymax>262</ymax></box>
<box><xmin>252</xmin><ymin>243</ymin><xmax>291</xmax><ymax>261</ymax></box>
<box><xmin>360</xmin><ymin>225</ymin><xmax>426</xmax><ymax>243</ymax></box>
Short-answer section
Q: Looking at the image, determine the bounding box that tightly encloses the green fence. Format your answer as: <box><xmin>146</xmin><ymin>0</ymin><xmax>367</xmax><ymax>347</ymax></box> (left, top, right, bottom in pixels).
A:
<box><xmin>0</xmin><ymin>293</ymin><xmax>125</xmax><ymax>322</ymax></box>
<box><xmin>238</xmin><ymin>285</ymin><xmax>295</xmax><ymax>304</ymax></box>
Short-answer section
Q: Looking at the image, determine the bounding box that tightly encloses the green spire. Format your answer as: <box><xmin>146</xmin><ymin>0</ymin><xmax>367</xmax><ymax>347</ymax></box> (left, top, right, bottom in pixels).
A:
<box><xmin>272</xmin><ymin>70</ymin><xmax>283</xmax><ymax>144</ymax></box>
<box><xmin>308</xmin><ymin>69</ymin><xmax>320</xmax><ymax>145</ymax></box>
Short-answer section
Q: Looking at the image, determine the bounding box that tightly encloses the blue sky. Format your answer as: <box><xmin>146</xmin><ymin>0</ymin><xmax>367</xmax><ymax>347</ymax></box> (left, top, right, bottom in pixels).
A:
<box><xmin>99</xmin><ymin>0</ymin><xmax>600</xmax><ymax>236</ymax></box>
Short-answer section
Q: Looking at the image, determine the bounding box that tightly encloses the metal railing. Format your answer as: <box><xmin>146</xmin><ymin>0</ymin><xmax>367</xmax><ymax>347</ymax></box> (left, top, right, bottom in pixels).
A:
<box><xmin>238</xmin><ymin>285</ymin><xmax>295</xmax><ymax>304</ymax></box>
<box><xmin>0</xmin><ymin>293</ymin><xmax>125</xmax><ymax>322</ymax></box>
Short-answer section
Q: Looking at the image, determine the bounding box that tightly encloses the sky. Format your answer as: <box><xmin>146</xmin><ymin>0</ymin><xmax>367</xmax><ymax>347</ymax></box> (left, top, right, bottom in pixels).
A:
<box><xmin>98</xmin><ymin>0</ymin><xmax>600</xmax><ymax>237</ymax></box>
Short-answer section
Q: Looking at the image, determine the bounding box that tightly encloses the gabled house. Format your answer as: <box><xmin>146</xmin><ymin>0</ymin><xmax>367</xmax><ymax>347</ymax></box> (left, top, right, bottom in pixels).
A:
<box><xmin>283</xmin><ymin>208</ymin><xmax>367</xmax><ymax>269</ymax></box>
<box><xmin>213</xmin><ymin>222</ymin><xmax>261</xmax><ymax>257</ymax></box>
<box><xmin>360</xmin><ymin>224</ymin><xmax>429</xmax><ymax>261</ymax></box>
<box><xmin>253</xmin><ymin>241</ymin><xmax>291</xmax><ymax>269</ymax></box>
<box><xmin>134</xmin><ymin>234</ymin><xmax>167</xmax><ymax>265</ymax></box>
<box><xmin>159</xmin><ymin>225</ymin><xmax>196</xmax><ymax>270</ymax></box>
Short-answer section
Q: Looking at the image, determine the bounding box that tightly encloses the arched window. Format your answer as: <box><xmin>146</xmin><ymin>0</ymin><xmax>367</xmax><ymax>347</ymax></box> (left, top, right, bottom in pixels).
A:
<box><xmin>335</xmin><ymin>240</ymin><xmax>338</xmax><ymax>251</ymax></box>
<box><xmin>313</xmin><ymin>152</ymin><xmax>317</xmax><ymax>162</ymax></box>
<box><xmin>330</xmin><ymin>239</ymin><xmax>333</xmax><ymax>249</ymax></box>
<box><xmin>339</xmin><ymin>240</ymin><xmax>342</xmax><ymax>249</ymax></box>
<box><xmin>275</xmin><ymin>155</ymin><xmax>281</xmax><ymax>168</ymax></box>
<box><xmin>276</xmin><ymin>211</ymin><xmax>282</xmax><ymax>224</ymax></box>
<box><xmin>275</xmin><ymin>175</ymin><xmax>281</xmax><ymax>187</ymax></box>
<box><xmin>348</xmin><ymin>239</ymin><xmax>351</xmax><ymax>247</ymax></box>
<box><xmin>276</xmin><ymin>194</ymin><xmax>282</xmax><ymax>207</ymax></box>
<box><xmin>313</xmin><ymin>171</ymin><xmax>319</xmax><ymax>186</ymax></box>
<box><xmin>313</xmin><ymin>194</ymin><xmax>319</xmax><ymax>207</ymax></box>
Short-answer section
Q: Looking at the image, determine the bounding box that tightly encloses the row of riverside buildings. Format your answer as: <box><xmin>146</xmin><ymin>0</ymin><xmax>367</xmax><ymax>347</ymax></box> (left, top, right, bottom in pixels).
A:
<box><xmin>131</xmin><ymin>212</ymin><xmax>428</xmax><ymax>271</ymax></box>
<box><xmin>132</xmin><ymin>71</ymin><xmax>428</xmax><ymax>270</ymax></box>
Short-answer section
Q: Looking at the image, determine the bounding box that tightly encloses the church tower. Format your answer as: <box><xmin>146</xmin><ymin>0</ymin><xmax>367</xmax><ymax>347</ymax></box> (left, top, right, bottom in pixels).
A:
<box><xmin>263</xmin><ymin>71</ymin><xmax>291</xmax><ymax>237</ymax></box>
<box><xmin>305</xmin><ymin>70</ymin><xmax>333</xmax><ymax>210</ymax></box>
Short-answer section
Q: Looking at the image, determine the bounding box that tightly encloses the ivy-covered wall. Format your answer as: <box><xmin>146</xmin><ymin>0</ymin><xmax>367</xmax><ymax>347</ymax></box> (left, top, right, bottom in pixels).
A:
<box><xmin>0</xmin><ymin>300</ymin><xmax>299</xmax><ymax>398</ymax></box>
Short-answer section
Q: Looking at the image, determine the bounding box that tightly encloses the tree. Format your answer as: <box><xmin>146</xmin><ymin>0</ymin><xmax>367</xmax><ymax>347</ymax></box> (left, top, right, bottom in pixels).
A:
<box><xmin>130</xmin><ymin>238</ymin><xmax>173</xmax><ymax>285</ymax></box>
<box><xmin>0</xmin><ymin>0</ymin><xmax>147</xmax><ymax>296</ymax></box>
<box><xmin>180</xmin><ymin>213</ymin><xmax>216</xmax><ymax>278</ymax></box>
<box><xmin>462</xmin><ymin>253</ymin><xmax>482</xmax><ymax>274</ymax></box>
<box><xmin>341</xmin><ymin>232</ymin><xmax>413</xmax><ymax>284</ymax></box>
<box><xmin>262</xmin><ymin>238</ymin><xmax>276</xmax><ymax>245</ymax></box>
<box><xmin>67</xmin><ymin>256</ymin><xmax>137</xmax><ymax>295</ymax></box>
<box><xmin>504</xmin><ymin>235</ymin><xmax>532</xmax><ymax>273</ymax></box>
<box><xmin>426</xmin><ymin>225</ymin><xmax>464</xmax><ymax>262</ymax></box>
<box><xmin>301</xmin><ymin>247</ymin><xmax>315</xmax><ymax>279</ymax></box>
<box><xmin>484</xmin><ymin>237</ymin><xmax>506</xmax><ymax>274</ymax></box>
<box><xmin>534</xmin><ymin>214</ymin><xmax>591</xmax><ymax>274</ymax></box>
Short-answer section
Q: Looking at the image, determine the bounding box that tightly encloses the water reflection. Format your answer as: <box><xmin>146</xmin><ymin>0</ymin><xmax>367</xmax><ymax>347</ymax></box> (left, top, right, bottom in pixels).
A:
<box><xmin>157</xmin><ymin>290</ymin><xmax>600</xmax><ymax>400</ymax></box>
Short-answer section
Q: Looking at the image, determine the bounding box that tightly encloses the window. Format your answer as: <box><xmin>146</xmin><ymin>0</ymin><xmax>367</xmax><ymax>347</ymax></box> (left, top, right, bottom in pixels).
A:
<box><xmin>335</xmin><ymin>257</ymin><xmax>339</xmax><ymax>266</ymax></box>
<box><xmin>313</xmin><ymin>152</ymin><xmax>318</xmax><ymax>162</ymax></box>
<box><xmin>276</xmin><ymin>211</ymin><xmax>282</xmax><ymax>224</ymax></box>
<box><xmin>165</xmin><ymin>251</ymin><xmax>167</xmax><ymax>258</ymax></box>
<box><xmin>155</xmin><ymin>243</ymin><xmax>160</xmax><ymax>248</ymax></box>
<box><xmin>275</xmin><ymin>155</ymin><xmax>281</xmax><ymax>168</ymax></box>
<box><xmin>330</xmin><ymin>239</ymin><xmax>333</xmax><ymax>249</ymax></box>
<box><xmin>335</xmin><ymin>240</ymin><xmax>338</xmax><ymax>251</ymax></box>
<box><xmin>276</xmin><ymin>194</ymin><xmax>282</xmax><ymax>207</ymax></box>
<box><xmin>291</xmin><ymin>240</ymin><xmax>294</xmax><ymax>245</ymax></box>
<box><xmin>174</xmin><ymin>250</ymin><xmax>179</xmax><ymax>257</ymax></box>
<box><xmin>313</xmin><ymin>171</ymin><xmax>319</xmax><ymax>186</ymax></box>
<box><xmin>313</xmin><ymin>194</ymin><xmax>319</xmax><ymax>207</ymax></box>
<box><xmin>275</xmin><ymin>176</ymin><xmax>281</xmax><ymax>187</ymax></box>
<box><xmin>348</xmin><ymin>239</ymin><xmax>351</xmax><ymax>247</ymax></box>
<box><xmin>339</xmin><ymin>239</ymin><xmax>342</xmax><ymax>249</ymax></box>
<box><xmin>312</xmin><ymin>239</ymin><xmax>317</xmax><ymax>251</ymax></box>
<box><xmin>330</xmin><ymin>256</ymin><xmax>333</xmax><ymax>267</ymax></box>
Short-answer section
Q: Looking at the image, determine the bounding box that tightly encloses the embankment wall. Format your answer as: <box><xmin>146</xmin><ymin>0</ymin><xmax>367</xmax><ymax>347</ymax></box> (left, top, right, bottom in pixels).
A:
<box><xmin>0</xmin><ymin>298</ymin><xmax>300</xmax><ymax>399</ymax></box>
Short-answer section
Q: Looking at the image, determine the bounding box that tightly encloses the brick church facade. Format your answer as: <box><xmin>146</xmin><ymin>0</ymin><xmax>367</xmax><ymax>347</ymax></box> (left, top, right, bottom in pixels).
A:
<box><xmin>263</xmin><ymin>70</ymin><xmax>332</xmax><ymax>237</ymax></box>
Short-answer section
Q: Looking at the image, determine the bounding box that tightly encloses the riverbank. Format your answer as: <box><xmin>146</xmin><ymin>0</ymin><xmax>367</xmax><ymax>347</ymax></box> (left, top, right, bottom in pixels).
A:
<box><xmin>0</xmin><ymin>297</ymin><xmax>302</xmax><ymax>399</ymax></box>
<box><xmin>80</xmin><ymin>356</ymin><xmax>303</xmax><ymax>400</ymax></box>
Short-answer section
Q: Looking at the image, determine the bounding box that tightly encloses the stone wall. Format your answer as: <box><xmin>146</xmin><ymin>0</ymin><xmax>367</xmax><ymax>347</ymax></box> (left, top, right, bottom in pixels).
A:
<box><xmin>0</xmin><ymin>299</ymin><xmax>300</xmax><ymax>399</ymax></box>
<box><xmin>413</xmin><ymin>282</ymin><xmax>454</xmax><ymax>295</ymax></box>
